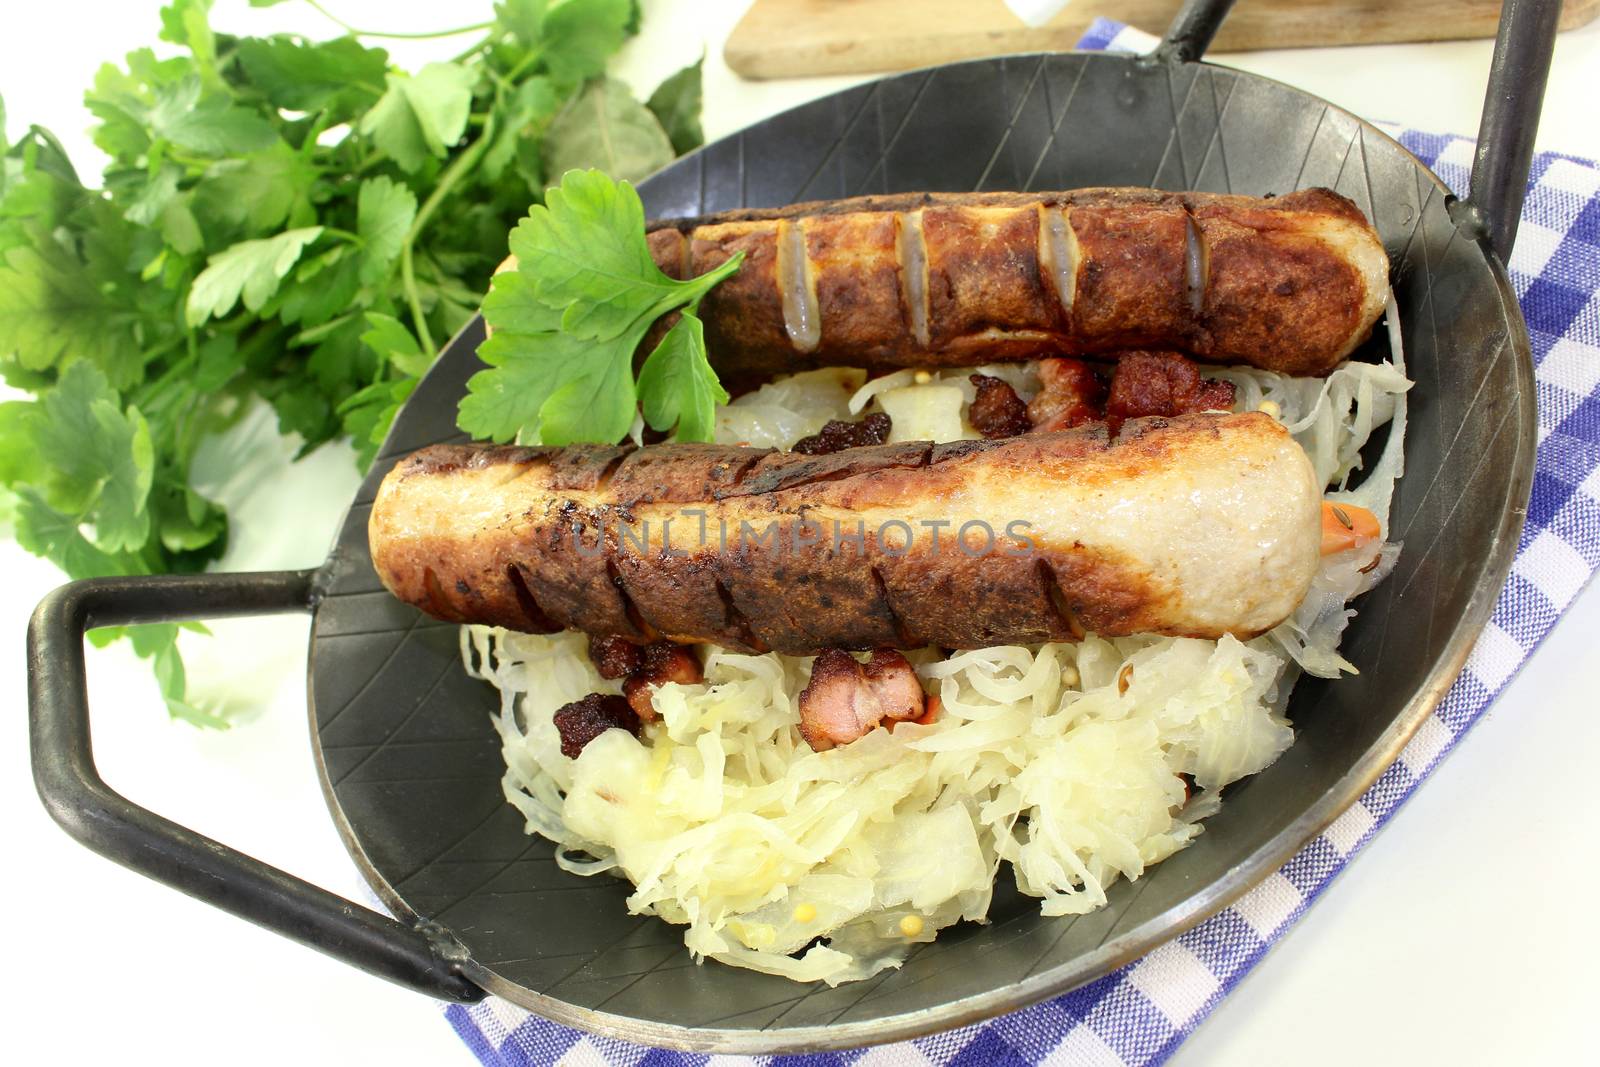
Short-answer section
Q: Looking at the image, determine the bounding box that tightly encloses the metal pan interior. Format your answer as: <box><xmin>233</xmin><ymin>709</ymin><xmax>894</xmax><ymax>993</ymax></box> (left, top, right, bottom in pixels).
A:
<box><xmin>305</xmin><ymin>51</ymin><xmax>1535</xmax><ymax>1053</ymax></box>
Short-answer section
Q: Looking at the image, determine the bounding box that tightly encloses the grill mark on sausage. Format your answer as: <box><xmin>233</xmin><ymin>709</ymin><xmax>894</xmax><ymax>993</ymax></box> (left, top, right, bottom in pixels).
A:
<box><xmin>605</xmin><ymin>557</ymin><xmax>656</xmax><ymax>640</ymax></box>
<box><xmin>1183</xmin><ymin>204</ymin><xmax>1208</xmax><ymax>318</ymax></box>
<box><xmin>871</xmin><ymin>565</ymin><xmax>919</xmax><ymax>648</ymax></box>
<box><xmin>506</xmin><ymin>564</ymin><xmax>560</xmax><ymax>633</ymax></box>
<box><xmin>777</xmin><ymin>218</ymin><xmax>820</xmax><ymax>352</ymax></box>
<box><xmin>400</xmin><ymin>443</ymin><xmax>543</xmax><ymax>478</ymax></box>
<box><xmin>930</xmin><ymin>438</ymin><xmax>992</xmax><ymax>464</ymax></box>
<box><xmin>489</xmin><ymin>460</ymin><xmax>538</xmax><ymax>488</ymax></box>
<box><xmin>421</xmin><ymin>567</ymin><xmax>456</xmax><ymax>621</ymax></box>
<box><xmin>549</xmin><ymin>445</ymin><xmax>633</xmax><ymax>491</ymax></box>
<box><xmin>1037</xmin><ymin>559</ymin><xmax>1086</xmax><ymax>640</ymax></box>
<box><xmin>594</xmin><ymin>449</ymin><xmax>630</xmax><ymax>494</ymax></box>
<box><xmin>713</xmin><ymin>576</ymin><xmax>768</xmax><ymax>652</ymax></box>
<box><xmin>726</xmin><ymin>442</ymin><xmax>933</xmax><ymax>498</ymax></box>
<box><xmin>896</xmin><ymin>209</ymin><xmax>931</xmax><ymax>347</ymax></box>
<box><xmin>1039</xmin><ymin>204</ymin><xmax>1078</xmax><ymax>319</ymax></box>
<box><xmin>705</xmin><ymin>452</ymin><xmax>765</xmax><ymax>504</ymax></box>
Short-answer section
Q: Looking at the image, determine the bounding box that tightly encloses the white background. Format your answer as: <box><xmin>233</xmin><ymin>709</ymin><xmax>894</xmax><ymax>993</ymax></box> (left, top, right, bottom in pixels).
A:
<box><xmin>2</xmin><ymin>2</ymin><xmax>1597</xmax><ymax>1064</ymax></box>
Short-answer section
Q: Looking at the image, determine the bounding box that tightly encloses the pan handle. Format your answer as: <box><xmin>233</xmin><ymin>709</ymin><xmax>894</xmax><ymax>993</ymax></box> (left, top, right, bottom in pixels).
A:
<box><xmin>1154</xmin><ymin>0</ymin><xmax>1239</xmax><ymax>63</ymax></box>
<box><xmin>27</xmin><ymin>570</ymin><xmax>483</xmax><ymax>1003</ymax></box>
<box><xmin>1465</xmin><ymin>0</ymin><xmax>1563</xmax><ymax>261</ymax></box>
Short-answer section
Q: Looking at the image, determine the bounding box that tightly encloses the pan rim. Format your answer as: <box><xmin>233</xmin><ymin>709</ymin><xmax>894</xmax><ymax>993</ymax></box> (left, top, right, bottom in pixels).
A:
<box><xmin>305</xmin><ymin>49</ymin><xmax>1538</xmax><ymax>1053</ymax></box>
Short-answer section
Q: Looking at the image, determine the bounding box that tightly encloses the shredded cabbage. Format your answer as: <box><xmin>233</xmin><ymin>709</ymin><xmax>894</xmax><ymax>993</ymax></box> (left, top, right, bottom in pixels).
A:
<box><xmin>470</xmin><ymin>627</ymin><xmax>1290</xmax><ymax>983</ymax></box>
<box><xmin>468</xmin><ymin>319</ymin><xmax>1413</xmax><ymax>984</ymax></box>
<box><xmin>1216</xmin><ymin>294</ymin><xmax>1411</xmax><ymax>534</ymax></box>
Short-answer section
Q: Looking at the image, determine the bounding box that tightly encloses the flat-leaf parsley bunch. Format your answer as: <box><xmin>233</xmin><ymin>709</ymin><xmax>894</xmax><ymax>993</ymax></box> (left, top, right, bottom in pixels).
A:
<box><xmin>0</xmin><ymin>0</ymin><xmax>701</xmax><ymax>723</ymax></box>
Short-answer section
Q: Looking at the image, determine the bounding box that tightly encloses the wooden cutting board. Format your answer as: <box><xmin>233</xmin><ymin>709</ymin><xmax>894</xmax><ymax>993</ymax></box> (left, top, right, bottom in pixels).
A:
<box><xmin>726</xmin><ymin>0</ymin><xmax>1599</xmax><ymax>79</ymax></box>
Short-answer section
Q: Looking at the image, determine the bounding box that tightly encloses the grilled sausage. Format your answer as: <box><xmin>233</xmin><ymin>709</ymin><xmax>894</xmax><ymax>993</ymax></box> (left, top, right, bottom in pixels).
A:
<box><xmin>369</xmin><ymin>412</ymin><xmax>1321</xmax><ymax>653</ymax></box>
<box><xmin>500</xmin><ymin>188</ymin><xmax>1387</xmax><ymax>378</ymax></box>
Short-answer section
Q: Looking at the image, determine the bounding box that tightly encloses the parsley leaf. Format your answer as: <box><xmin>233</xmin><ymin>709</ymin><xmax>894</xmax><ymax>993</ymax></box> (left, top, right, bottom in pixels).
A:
<box><xmin>464</xmin><ymin>170</ymin><xmax>741</xmax><ymax>445</ymax></box>
<box><xmin>543</xmin><ymin>77</ymin><xmax>675</xmax><ymax>186</ymax></box>
<box><xmin>540</xmin><ymin>0</ymin><xmax>633</xmax><ymax>84</ymax></box>
<box><xmin>359</xmin><ymin>63</ymin><xmax>475</xmax><ymax>174</ymax></box>
<box><xmin>481</xmin><ymin>77</ymin><xmax>560</xmax><ymax>182</ymax></box>
<box><xmin>271</xmin><ymin>245</ymin><xmax>362</xmax><ymax>328</ymax></box>
<box><xmin>0</xmin><ymin>241</ymin><xmax>145</xmax><ymax>387</ymax></box>
<box><xmin>494</xmin><ymin>0</ymin><xmax>548</xmax><ymax>47</ymax></box>
<box><xmin>152</xmin><ymin>77</ymin><xmax>279</xmax><ymax>157</ymax></box>
<box><xmin>357</xmin><ymin>176</ymin><xmax>418</xmax><ymax>284</ymax></box>
<box><xmin>193</xmin><ymin>141</ymin><xmax>319</xmax><ymax>236</ymax></box>
<box><xmin>537</xmin><ymin>334</ymin><xmax>641</xmax><ymax>444</ymax></box>
<box><xmin>159</xmin><ymin>0</ymin><xmax>219</xmax><ymax>85</ymax></box>
<box><xmin>508</xmin><ymin>168</ymin><xmax>706</xmax><ymax>339</ymax></box>
<box><xmin>234</xmin><ymin>35</ymin><xmax>389</xmax><ymax>119</ymax></box>
<box><xmin>104</xmin><ymin>621</ymin><xmax>228</xmax><ymax>727</ymax></box>
<box><xmin>338</xmin><ymin>376</ymin><xmax>417</xmax><ymax>470</ymax></box>
<box><xmin>637</xmin><ymin>309</ymin><xmax>725</xmax><ymax>443</ymax></box>
<box><xmin>480</xmin><ymin>268</ymin><xmax>564</xmax><ymax>333</ymax></box>
<box><xmin>26</xmin><ymin>362</ymin><xmax>155</xmax><ymax>554</ymax></box>
<box><xmin>186</xmin><ymin>226</ymin><xmax>324</xmax><ymax>326</ymax></box>
<box><xmin>360</xmin><ymin>312</ymin><xmax>430</xmax><ymax>378</ymax></box>
<box><xmin>458</xmin><ymin>328</ymin><xmax>588</xmax><ymax>444</ymax></box>
<box><xmin>647</xmin><ymin>55</ymin><xmax>705</xmax><ymax>156</ymax></box>
<box><xmin>14</xmin><ymin>488</ymin><xmax>140</xmax><ymax>580</ymax></box>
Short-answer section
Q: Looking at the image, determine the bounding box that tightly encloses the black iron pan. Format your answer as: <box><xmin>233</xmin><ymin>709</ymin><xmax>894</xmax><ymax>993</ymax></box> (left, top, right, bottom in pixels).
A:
<box><xmin>29</xmin><ymin>0</ymin><xmax>1558</xmax><ymax>1052</ymax></box>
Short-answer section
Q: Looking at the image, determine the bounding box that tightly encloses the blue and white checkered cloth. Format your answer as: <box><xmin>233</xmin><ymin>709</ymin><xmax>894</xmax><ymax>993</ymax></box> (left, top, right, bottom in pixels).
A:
<box><xmin>445</xmin><ymin>19</ymin><xmax>1600</xmax><ymax>1065</ymax></box>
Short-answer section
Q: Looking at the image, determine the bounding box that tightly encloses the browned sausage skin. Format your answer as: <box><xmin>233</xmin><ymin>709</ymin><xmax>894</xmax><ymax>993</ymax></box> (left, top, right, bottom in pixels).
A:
<box><xmin>621</xmin><ymin>188</ymin><xmax>1388</xmax><ymax>378</ymax></box>
<box><xmin>369</xmin><ymin>412</ymin><xmax>1322</xmax><ymax>654</ymax></box>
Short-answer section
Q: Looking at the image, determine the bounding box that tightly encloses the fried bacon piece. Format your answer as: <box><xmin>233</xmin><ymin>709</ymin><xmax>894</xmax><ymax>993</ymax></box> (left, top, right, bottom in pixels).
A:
<box><xmin>552</xmin><ymin>693</ymin><xmax>641</xmax><ymax>759</ymax></box>
<box><xmin>1104</xmin><ymin>351</ymin><xmax>1236</xmax><ymax>433</ymax></box>
<box><xmin>621</xmin><ymin>641</ymin><xmax>704</xmax><ymax>721</ymax></box>
<box><xmin>1028</xmin><ymin>358</ymin><xmax>1107</xmax><ymax>432</ymax></box>
<box><xmin>968</xmin><ymin>374</ymin><xmax>1032</xmax><ymax>439</ymax></box>
<box><xmin>797</xmin><ymin>648</ymin><xmax>927</xmax><ymax>751</ymax></box>
<box><xmin>792</xmin><ymin>413</ymin><xmax>892</xmax><ymax>455</ymax></box>
<box><xmin>588</xmin><ymin>634</ymin><xmax>643</xmax><ymax>679</ymax></box>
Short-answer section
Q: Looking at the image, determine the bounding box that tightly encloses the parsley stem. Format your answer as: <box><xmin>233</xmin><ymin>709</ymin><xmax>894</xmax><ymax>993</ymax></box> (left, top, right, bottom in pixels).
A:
<box><xmin>400</xmin><ymin>109</ymin><xmax>498</xmax><ymax>355</ymax></box>
<box><xmin>301</xmin><ymin>1</ymin><xmax>492</xmax><ymax>40</ymax></box>
<box><xmin>450</xmin><ymin>30</ymin><xmax>503</xmax><ymax>65</ymax></box>
<box><xmin>350</xmin><ymin>150</ymin><xmax>390</xmax><ymax>177</ymax></box>
<box><xmin>400</xmin><ymin>250</ymin><xmax>433</xmax><ymax>358</ymax></box>
<box><xmin>290</xmin><ymin>311</ymin><xmax>357</xmax><ymax>348</ymax></box>
<box><xmin>165</xmin><ymin>149</ymin><xmax>218</xmax><ymax>170</ymax></box>
<box><xmin>298</xmin><ymin>108</ymin><xmax>333</xmax><ymax>155</ymax></box>
<box><xmin>502</xmin><ymin>47</ymin><xmax>546</xmax><ymax>84</ymax></box>
<box><xmin>137</xmin><ymin>351</ymin><xmax>200</xmax><ymax>422</ymax></box>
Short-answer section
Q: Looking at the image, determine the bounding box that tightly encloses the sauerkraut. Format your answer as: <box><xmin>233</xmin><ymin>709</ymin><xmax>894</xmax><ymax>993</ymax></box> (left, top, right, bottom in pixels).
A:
<box><xmin>465</xmin><ymin>309</ymin><xmax>1412</xmax><ymax>985</ymax></box>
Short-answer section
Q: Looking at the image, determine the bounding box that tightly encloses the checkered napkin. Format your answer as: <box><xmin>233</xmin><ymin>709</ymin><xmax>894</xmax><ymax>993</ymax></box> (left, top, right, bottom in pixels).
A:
<box><xmin>444</xmin><ymin>18</ymin><xmax>1600</xmax><ymax>1065</ymax></box>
